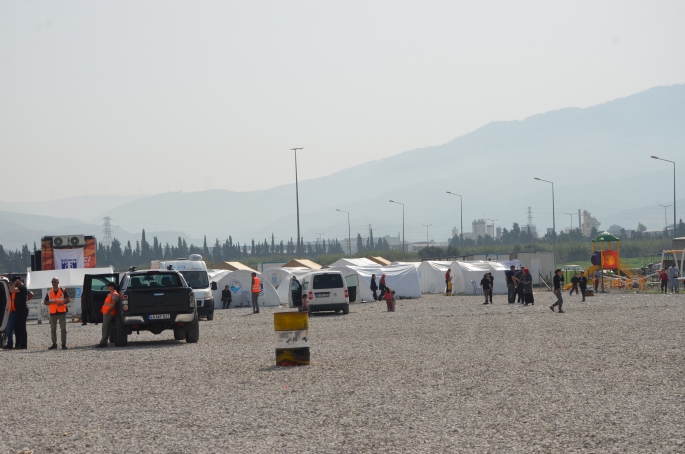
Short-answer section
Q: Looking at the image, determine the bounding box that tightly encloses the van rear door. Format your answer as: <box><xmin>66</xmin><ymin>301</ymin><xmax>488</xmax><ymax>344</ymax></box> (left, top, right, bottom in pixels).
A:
<box><xmin>311</xmin><ymin>273</ymin><xmax>345</xmax><ymax>305</ymax></box>
<box><xmin>0</xmin><ymin>279</ymin><xmax>10</xmax><ymax>335</ymax></box>
<box><xmin>82</xmin><ymin>274</ymin><xmax>119</xmax><ymax>324</ymax></box>
<box><xmin>290</xmin><ymin>278</ymin><xmax>302</xmax><ymax>307</ymax></box>
<box><xmin>344</xmin><ymin>274</ymin><xmax>358</xmax><ymax>303</ymax></box>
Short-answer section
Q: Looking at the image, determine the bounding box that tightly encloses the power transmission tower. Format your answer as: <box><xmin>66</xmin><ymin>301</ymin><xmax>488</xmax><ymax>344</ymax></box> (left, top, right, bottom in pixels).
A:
<box><xmin>102</xmin><ymin>217</ymin><xmax>113</xmax><ymax>248</ymax></box>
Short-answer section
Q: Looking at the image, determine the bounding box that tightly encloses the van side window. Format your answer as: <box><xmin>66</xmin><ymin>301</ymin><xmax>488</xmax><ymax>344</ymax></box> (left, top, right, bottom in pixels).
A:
<box><xmin>313</xmin><ymin>274</ymin><xmax>344</xmax><ymax>289</ymax></box>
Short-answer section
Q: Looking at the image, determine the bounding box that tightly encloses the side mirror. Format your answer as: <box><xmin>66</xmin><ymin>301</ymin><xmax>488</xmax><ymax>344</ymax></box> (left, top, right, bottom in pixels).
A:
<box><xmin>211</xmin><ymin>281</ymin><xmax>218</xmax><ymax>291</ymax></box>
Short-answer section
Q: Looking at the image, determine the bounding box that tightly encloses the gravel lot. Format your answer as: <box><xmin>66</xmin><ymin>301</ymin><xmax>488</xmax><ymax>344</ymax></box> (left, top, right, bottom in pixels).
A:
<box><xmin>2</xmin><ymin>291</ymin><xmax>685</xmax><ymax>453</ymax></box>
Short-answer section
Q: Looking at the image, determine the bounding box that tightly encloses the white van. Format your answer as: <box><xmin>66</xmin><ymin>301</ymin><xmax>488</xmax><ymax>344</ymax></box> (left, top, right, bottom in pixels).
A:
<box><xmin>151</xmin><ymin>255</ymin><xmax>217</xmax><ymax>320</ymax></box>
<box><xmin>291</xmin><ymin>270</ymin><xmax>349</xmax><ymax>315</ymax></box>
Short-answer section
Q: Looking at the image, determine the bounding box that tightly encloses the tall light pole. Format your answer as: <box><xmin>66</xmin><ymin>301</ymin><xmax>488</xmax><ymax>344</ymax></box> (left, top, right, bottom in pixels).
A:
<box><xmin>659</xmin><ymin>204</ymin><xmax>672</xmax><ymax>234</ymax></box>
<box><xmin>486</xmin><ymin>218</ymin><xmax>498</xmax><ymax>239</ymax></box>
<box><xmin>565</xmin><ymin>212</ymin><xmax>575</xmax><ymax>230</ymax></box>
<box><xmin>336</xmin><ymin>209</ymin><xmax>351</xmax><ymax>256</ymax></box>
<box><xmin>651</xmin><ymin>156</ymin><xmax>676</xmax><ymax>237</ymax></box>
<box><xmin>315</xmin><ymin>232</ymin><xmax>325</xmax><ymax>250</ymax></box>
<box><xmin>446</xmin><ymin>191</ymin><xmax>463</xmax><ymax>252</ymax></box>
<box><xmin>534</xmin><ymin>177</ymin><xmax>556</xmax><ymax>268</ymax></box>
<box><xmin>422</xmin><ymin>224</ymin><xmax>432</xmax><ymax>247</ymax></box>
<box><xmin>290</xmin><ymin>147</ymin><xmax>304</xmax><ymax>258</ymax></box>
<box><xmin>389</xmin><ymin>200</ymin><xmax>405</xmax><ymax>256</ymax></box>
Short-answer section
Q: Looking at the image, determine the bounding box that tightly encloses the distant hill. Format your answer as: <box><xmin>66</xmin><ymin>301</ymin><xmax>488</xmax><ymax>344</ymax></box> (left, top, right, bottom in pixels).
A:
<box><xmin>1</xmin><ymin>84</ymin><xmax>683</xmax><ymax>247</ymax></box>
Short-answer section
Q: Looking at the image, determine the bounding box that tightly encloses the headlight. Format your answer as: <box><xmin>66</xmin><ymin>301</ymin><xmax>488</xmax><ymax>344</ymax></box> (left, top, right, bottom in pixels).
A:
<box><xmin>205</xmin><ymin>290</ymin><xmax>212</xmax><ymax>299</ymax></box>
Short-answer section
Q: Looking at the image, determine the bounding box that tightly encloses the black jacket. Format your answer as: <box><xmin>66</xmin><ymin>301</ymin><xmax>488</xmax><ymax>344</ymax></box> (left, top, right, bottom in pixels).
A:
<box><xmin>370</xmin><ymin>278</ymin><xmax>377</xmax><ymax>291</ymax></box>
<box><xmin>221</xmin><ymin>289</ymin><xmax>232</xmax><ymax>302</ymax></box>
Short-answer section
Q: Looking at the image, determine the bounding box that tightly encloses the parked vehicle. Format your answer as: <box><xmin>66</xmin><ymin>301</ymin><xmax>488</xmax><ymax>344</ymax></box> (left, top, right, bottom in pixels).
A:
<box><xmin>290</xmin><ymin>271</ymin><xmax>350</xmax><ymax>314</ymax></box>
<box><xmin>82</xmin><ymin>269</ymin><xmax>198</xmax><ymax>347</ymax></box>
<box><xmin>151</xmin><ymin>254</ymin><xmax>218</xmax><ymax>320</ymax></box>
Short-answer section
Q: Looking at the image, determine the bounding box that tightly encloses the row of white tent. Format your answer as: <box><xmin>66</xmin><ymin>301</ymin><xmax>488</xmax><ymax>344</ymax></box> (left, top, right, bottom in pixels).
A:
<box><xmin>207</xmin><ymin>258</ymin><xmax>522</xmax><ymax>309</ymax></box>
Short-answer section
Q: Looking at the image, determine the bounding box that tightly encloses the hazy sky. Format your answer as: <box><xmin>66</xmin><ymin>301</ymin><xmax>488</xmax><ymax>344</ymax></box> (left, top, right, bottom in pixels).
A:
<box><xmin>2</xmin><ymin>1</ymin><xmax>684</xmax><ymax>202</ymax></box>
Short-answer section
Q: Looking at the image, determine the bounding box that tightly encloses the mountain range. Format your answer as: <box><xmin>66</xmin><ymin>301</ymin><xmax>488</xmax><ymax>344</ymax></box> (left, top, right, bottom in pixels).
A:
<box><xmin>1</xmin><ymin>84</ymin><xmax>684</xmax><ymax>250</ymax></box>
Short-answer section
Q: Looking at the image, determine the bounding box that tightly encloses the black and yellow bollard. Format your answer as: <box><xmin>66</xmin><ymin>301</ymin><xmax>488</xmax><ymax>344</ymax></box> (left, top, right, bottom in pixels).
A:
<box><xmin>274</xmin><ymin>312</ymin><xmax>310</xmax><ymax>366</ymax></box>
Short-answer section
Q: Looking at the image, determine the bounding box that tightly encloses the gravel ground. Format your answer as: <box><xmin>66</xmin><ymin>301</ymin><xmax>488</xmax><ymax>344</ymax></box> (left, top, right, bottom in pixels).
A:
<box><xmin>2</xmin><ymin>291</ymin><xmax>685</xmax><ymax>453</ymax></box>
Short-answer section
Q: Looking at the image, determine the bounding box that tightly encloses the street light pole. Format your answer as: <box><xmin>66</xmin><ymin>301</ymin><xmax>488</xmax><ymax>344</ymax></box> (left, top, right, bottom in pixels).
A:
<box><xmin>446</xmin><ymin>192</ymin><xmax>463</xmax><ymax>252</ymax></box>
<box><xmin>389</xmin><ymin>200</ymin><xmax>405</xmax><ymax>256</ymax></box>
<box><xmin>659</xmin><ymin>204</ymin><xmax>672</xmax><ymax>234</ymax></box>
<box><xmin>652</xmin><ymin>156</ymin><xmax>676</xmax><ymax>238</ymax></box>
<box><xmin>290</xmin><ymin>147</ymin><xmax>304</xmax><ymax>258</ymax></box>
<box><xmin>565</xmin><ymin>212</ymin><xmax>575</xmax><ymax>230</ymax></box>
<box><xmin>336</xmin><ymin>209</ymin><xmax>351</xmax><ymax>256</ymax></box>
<box><xmin>422</xmin><ymin>224</ymin><xmax>432</xmax><ymax>247</ymax></box>
<box><xmin>534</xmin><ymin>178</ymin><xmax>556</xmax><ymax>268</ymax></box>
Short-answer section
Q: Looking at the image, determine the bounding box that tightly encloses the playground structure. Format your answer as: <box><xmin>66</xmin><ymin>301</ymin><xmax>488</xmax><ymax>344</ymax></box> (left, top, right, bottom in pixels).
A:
<box><xmin>585</xmin><ymin>232</ymin><xmax>647</xmax><ymax>291</ymax></box>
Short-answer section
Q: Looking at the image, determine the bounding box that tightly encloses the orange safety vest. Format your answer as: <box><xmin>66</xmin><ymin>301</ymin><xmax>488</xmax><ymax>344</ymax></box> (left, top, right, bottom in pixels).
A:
<box><xmin>101</xmin><ymin>291</ymin><xmax>118</xmax><ymax>316</ymax></box>
<box><xmin>47</xmin><ymin>288</ymin><xmax>68</xmax><ymax>315</ymax></box>
<box><xmin>9</xmin><ymin>293</ymin><xmax>15</xmax><ymax>312</ymax></box>
<box><xmin>251</xmin><ymin>277</ymin><xmax>261</xmax><ymax>293</ymax></box>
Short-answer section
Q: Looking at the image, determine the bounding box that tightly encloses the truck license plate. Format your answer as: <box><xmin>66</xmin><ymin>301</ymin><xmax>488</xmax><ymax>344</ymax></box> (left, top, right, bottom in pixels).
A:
<box><xmin>315</xmin><ymin>292</ymin><xmax>329</xmax><ymax>298</ymax></box>
<box><xmin>149</xmin><ymin>314</ymin><xmax>170</xmax><ymax>320</ymax></box>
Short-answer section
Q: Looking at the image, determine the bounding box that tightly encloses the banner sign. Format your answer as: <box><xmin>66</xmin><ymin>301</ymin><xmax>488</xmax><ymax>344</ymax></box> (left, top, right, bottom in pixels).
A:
<box><xmin>54</xmin><ymin>248</ymin><xmax>85</xmax><ymax>269</ymax></box>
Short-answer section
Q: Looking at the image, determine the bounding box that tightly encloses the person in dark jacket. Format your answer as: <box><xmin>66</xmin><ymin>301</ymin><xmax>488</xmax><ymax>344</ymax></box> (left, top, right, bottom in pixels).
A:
<box><xmin>550</xmin><ymin>269</ymin><xmax>565</xmax><ymax>313</ymax></box>
<box><xmin>9</xmin><ymin>276</ymin><xmax>33</xmax><ymax>349</ymax></box>
<box><xmin>515</xmin><ymin>268</ymin><xmax>525</xmax><ymax>303</ymax></box>
<box><xmin>378</xmin><ymin>274</ymin><xmax>387</xmax><ymax>299</ymax></box>
<box><xmin>569</xmin><ymin>273</ymin><xmax>579</xmax><ymax>295</ymax></box>
<box><xmin>370</xmin><ymin>274</ymin><xmax>378</xmax><ymax>301</ymax></box>
<box><xmin>578</xmin><ymin>271</ymin><xmax>588</xmax><ymax>302</ymax></box>
<box><xmin>221</xmin><ymin>285</ymin><xmax>232</xmax><ymax>309</ymax></box>
<box><xmin>480</xmin><ymin>273</ymin><xmax>492</xmax><ymax>304</ymax></box>
<box><xmin>521</xmin><ymin>268</ymin><xmax>534</xmax><ymax>305</ymax></box>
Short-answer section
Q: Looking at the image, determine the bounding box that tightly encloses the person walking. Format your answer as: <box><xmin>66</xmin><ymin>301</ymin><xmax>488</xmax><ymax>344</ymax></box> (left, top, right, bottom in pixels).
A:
<box><xmin>550</xmin><ymin>269</ymin><xmax>565</xmax><ymax>313</ymax></box>
<box><xmin>44</xmin><ymin>277</ymin><xmax>70</xmax><ymax>350</ymax></box>
<box><xmin>480</xmin><ymin>273</ymin><xmax>492</xmax><ymax>305</ymax></box>
<box><xmin>2</xmin><ymin>292</ymin><xmax>16</xmax><ymax>350</ymax></box>
<box><xmin>668</xmin><ymin>264</ymin><xmax>680</xmax><ymax>294</ymax></box>
<box><xmin>594</xmin><ymin>275</ymin><xmax>600</xmax><ymax>292</ymax></box>
<box><xmin>221</xmin><ymin>285</ymin><xmax>232</xmax><ymax>309</ymax></box>
<box><xmin>250</xmin><ymin>272</ymin><xmax>260</xmax><ymax>314</ymax></box>
<box><xmin>445</xmin><ymin>269</ymin><xmax>451</xmax><ymax>294</ymax></box>
<box><xmin>569</xmin><ymin>273</ymin><xmax>579</xmax><ymax>296</ymax></box>
<box><xmin>96</xmin><ymin>282</ymin><xmax>118</xmax><ymax>348</ymax></box>
<box><xmin>521</xmin><ymin>267</ymin><xmax>534</xmax><ymax>306</ymax></box>
<box><xmin>379</xmin><ymin>274</ymin><xmax>387</xmax><ymax>299</ymax></box>
<box><xmin>370</xmin><ymin>274</ymin><xmax>378</xmax><ymax>302</ymax></box>
<box><xmin>487</xmin><ymin>272</ymin><xmax>494</xmax><ymax>303</ymax></box>
<box><xmin>9</xmin><ymin>277</ymin><xmax>32</xmax><ymax>350</ymax></box>
<box><xmin>505</xmin><ymin>265</ymin><xmax>517</xmax><ymax>304</ymax></box>
<box><xmin>659</xmin><ymin>269</ymin><xmax>670</xmax><ymax>294</ymax></box>
<box><xmin>578</xmin><ymin>271</ymin><xmax>588</xmax><ymax>302</ymax></box>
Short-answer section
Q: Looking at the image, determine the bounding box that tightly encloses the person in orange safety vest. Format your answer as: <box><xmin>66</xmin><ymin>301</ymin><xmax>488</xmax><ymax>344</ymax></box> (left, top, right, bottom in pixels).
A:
<box><xmin>251</xmin><ymin>272</ymin><xmax>260</xmax><ymax>314</ymax></box>
<box><xmin>43</xmin><ymin>277</ymin><xmax>70</xmax><ymax>350</ymax></box>
<box><xmin>96</xmin><ymin>282</ymin><xmax>119</xmax><ymax>348</ymax></box>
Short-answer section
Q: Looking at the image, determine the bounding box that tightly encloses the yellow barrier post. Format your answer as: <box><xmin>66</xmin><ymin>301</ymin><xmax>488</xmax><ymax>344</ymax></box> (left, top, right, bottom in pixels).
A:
<box><xmin>274</xmin><ymin>312</ymin><xmax>310</xmax><ymax>367</ymax></box>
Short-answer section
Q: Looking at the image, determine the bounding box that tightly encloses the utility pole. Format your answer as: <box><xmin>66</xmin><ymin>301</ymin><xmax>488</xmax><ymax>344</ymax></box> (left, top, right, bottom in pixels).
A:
<box><xmin>423</xmin><ymin>224</ymin><xmax>432</xmax><ymax>247</ymax></box>
<box><xmin>290</xmin><ymin>147</ymin><xmax>304</xmax><ymax>258</ymax></box>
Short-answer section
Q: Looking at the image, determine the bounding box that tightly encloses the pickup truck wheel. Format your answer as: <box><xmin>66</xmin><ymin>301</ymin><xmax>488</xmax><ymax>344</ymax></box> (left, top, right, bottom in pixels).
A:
<box><xmin>173</xmin><ymin>327</ymin><xmax>185</xmax><ymax>340</ymax></box>
<box><xmin>0</xmin><ymin>332</ymin><xmax>6</xmax><ymax>348</ymax></box>
<box><xmin>206</xmin><ymin>311</ymin><xmax>214</xmax><ymax>321</ymax></box>
<box><xmin>114</xmin><ymin>316</ymin><xmax>128</xmax><ymax>347</ymax></box>
<box><xmin>185</xmin><ymin>316</ymin><xmax>200</xmax><ymax>343</ymax></box>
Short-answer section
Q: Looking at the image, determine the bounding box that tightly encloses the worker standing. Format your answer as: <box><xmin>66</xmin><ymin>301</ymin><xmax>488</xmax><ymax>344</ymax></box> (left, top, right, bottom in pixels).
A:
<box><xmin>9</xmin><ymin>277</ymin><xmax>33</xmax><ymax>350</ymax></box>
<box><xmin>1</xmin><ymin>292</ymin><xmax>16</xmax><ymax>350</ymax></box>
<box><xmin>251</xmin><ymin>272</ymin><xmax>260</xmax><ymax>314</ymax></box>
<box><xmin>44</xmin><ymin>277</ymin><xmax>70</xmax><ymax>350</ymax></box>
<box><xmin>96</xmin><ymin>282</ymin><xmax>118</xmax><ymax>348</ymax></box>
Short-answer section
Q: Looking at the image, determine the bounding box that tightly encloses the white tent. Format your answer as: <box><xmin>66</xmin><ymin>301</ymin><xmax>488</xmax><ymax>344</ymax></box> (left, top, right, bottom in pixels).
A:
<box><xmin>210</xmin><ymin>270</ymin><xmax>280</xmax><ymax>308</ymax></box>
<box><xmin>330</xmin><ymin>258</ymin><xmax>379</xmax><ymax>267</ymax></box>
<box><xmin>261</xmin><ymin>266</ymin><xmax>308</xmax><ymax>290</ymax></box>
<box><xmin>417</xmin><ymin>261</ymin><xmax>451</xmax><ymax>294</ymax></box>
<box><xmin>275</xmin><ymin>268</ymin><xmax>313</xmax><ymax>305</ymax></box>
<box><xmin>500</xmin><ymin>260</ymin><xmax>522</xmax><ymax>270</ymax></box>
<box><xmin>450</xmin><ymin>261</ymin><xmax>491</xmax><ymax>295</ymax></box>
<box><xmin>329</xmin><ymin>264</ymin><xmax>422</xmax><ymax>301</ymax></box>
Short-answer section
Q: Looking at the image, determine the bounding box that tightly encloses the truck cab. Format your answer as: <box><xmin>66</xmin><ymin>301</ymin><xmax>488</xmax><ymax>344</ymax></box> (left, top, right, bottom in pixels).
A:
<box><xmin>82</xmin><ymin>269</ymin><xmax>199</xmax><ymax>347</ymax></box>
<box><xmin>151</xmin><ymin>255</ymin><xmax>217</xmax><ymax>320</ymax></box>
<box><xmin>0</xmin><ymin>276</ymin><xmax>10</xmax><ymax>347</ymax></box>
